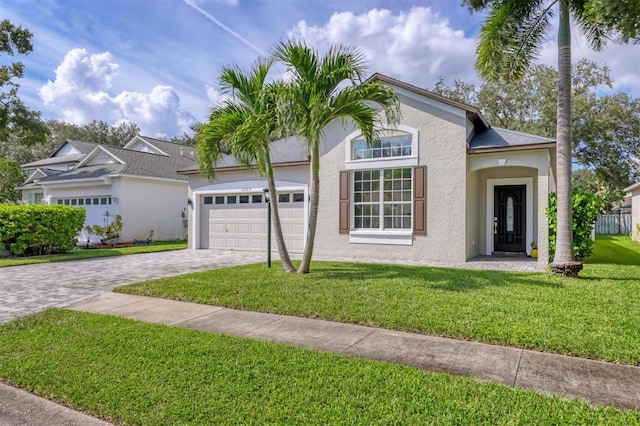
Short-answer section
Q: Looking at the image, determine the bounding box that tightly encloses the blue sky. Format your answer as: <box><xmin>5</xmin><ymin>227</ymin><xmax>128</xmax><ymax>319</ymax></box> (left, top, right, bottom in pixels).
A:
<box><xmin>2</xmin><ymin>0</ymin><xmax>639</xmax><ymax>138</ymax></box>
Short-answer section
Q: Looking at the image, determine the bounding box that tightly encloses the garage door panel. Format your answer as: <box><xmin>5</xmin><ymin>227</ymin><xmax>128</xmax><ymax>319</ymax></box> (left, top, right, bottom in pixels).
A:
<box><xmin>200</xmin><ymin>192</ymin><xmax>305</xmax><ymax>253</ymax></box>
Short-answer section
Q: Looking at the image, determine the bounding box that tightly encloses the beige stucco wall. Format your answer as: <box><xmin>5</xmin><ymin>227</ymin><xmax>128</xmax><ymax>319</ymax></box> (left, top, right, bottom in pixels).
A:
<box><xmin>118</xmin><ymin>176</ymin><xmax>188</xmax><ymax>241</ymax></box>
<box><xmin>468</xmin><ymin>149</ymin><xmax>553</xmax><ymax>265</ymax></box>
<box><xmin>631</xmin><ymin>189</ymin><xmax>640</xmax><ymax>241</ymax></box>
<box><xmin>313</xmin><ymin>92</ymin><xmax>470</xmax><ymax>263</ymax></box>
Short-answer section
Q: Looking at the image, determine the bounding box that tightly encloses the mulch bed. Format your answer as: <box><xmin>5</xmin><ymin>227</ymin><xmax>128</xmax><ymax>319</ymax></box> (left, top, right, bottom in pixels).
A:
<box><xmin>82</xmin><ymin>242</ymin><xmax>135</xmax><ymax>249</ymax></box>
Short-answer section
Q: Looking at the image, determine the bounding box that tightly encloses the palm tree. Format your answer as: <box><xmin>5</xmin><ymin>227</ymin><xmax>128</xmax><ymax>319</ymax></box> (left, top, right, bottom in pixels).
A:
<box><xmin>196</xmin><ymin>58</ymin><xmax>296</xmax><ymax>273</ymax></box>
<box><xmin>466</xmin><ymin>0</ymin><xmax>613</xmax><ymax>276</ymax></box>
<box><xmin>272</xmin><ymin>41</ymin><xmax>400</xmax><ymax>274</ymax></box>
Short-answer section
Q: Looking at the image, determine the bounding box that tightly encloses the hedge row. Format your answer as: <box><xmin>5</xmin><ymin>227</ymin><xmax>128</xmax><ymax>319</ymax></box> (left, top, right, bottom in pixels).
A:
<box><xmin>0</xmin><ymin>204</ymin><xmax>86</xmax><ymax>256</ymax></box>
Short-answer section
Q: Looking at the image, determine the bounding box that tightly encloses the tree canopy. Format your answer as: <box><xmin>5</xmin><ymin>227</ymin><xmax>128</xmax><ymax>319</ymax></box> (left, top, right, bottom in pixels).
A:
<box><xmin>431</xmin><ymin>59</ymin><xmax>640</xmax><ymax>201</ymax></box>
<box><xmin>0</xmin><ymin>158</ymin><xmax>26</xmax><ymax>203</ymax></box>
<box><xmin>0</xmin><ymin>19</ymin><xmax>48</xmax><ymax>146</ymax></box>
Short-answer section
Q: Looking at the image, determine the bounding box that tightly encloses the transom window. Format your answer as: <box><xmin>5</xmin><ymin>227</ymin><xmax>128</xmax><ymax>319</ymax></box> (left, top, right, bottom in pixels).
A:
<box><xmin>352</xmin><ymin>131</ymin><xmax>412</xmax><ymax>160</ymax></box>
<box><xmin>353</xmin><ymin>168</ymin><xmax>412</xmax><ymax>230</ymax></box>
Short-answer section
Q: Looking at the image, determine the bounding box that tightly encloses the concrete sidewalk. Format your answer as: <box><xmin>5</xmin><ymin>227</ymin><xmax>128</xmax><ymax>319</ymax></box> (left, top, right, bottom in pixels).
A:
<box><xmin>66</xmin><ymin>292</ymin><xmax>640</xmax><ymax>412</ymax></box>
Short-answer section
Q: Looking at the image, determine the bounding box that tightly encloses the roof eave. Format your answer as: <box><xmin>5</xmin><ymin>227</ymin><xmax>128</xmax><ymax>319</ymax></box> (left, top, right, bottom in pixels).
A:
<box><xmin>178</xmin><ymin>160</ymin><xmax>310</xmax><ymax>175</ymax></box>
<box><xmin>468</xmin><ymin>142</ymin><xmax>556</xmax><ymax>154</ymax></box>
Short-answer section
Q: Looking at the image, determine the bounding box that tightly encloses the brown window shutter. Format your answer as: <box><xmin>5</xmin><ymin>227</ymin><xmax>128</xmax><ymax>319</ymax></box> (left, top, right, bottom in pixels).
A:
<box><xmin>339</xmin><ymin>170</ymin><xmax>350</xmax><ymax>234</ymax></box>
<box><xmin>413</xmin><ymin>166</ymin><xmax>426</xmax><ymax>235</ymax></box>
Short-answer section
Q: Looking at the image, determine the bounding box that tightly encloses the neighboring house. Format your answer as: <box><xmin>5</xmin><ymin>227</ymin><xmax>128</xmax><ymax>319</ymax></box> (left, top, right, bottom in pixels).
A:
<box><xmin>19</xmin><ymin>135</ymin><xmax>195</xmax><ymax>243</ymax></box>
<box><xmin>180</xmin><ymin>74</ymin><xmax>556</xmax><ymax>266</ymax></box>
<box><xmin>624</xmin><ymin>182</ymin><xmax>640</xmax><ymax>241</ymax></box>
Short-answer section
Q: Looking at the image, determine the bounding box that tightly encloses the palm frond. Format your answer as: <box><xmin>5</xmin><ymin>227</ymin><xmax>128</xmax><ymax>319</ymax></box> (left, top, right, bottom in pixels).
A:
<box><xmin>475</xmin><ymin>0</ymin><xmax>553</xmax><ymax>82</ymax></box>
<box><xmin>570</xmin><ymin>1</ymin><xmax>610</xmax><ymax>51</ymax></box>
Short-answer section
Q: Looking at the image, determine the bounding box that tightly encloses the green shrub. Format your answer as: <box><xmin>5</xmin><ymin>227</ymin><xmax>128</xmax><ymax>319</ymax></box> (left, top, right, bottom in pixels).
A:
<box><xmin>85</xmin><ymin>214</ymin><xmax>122</xmax><ymax>241</ymax></box>
<box><xmin>0</xmin><ymin>204</ymin><xmax>86</xmax><ymax>256</ymax></box>
<box><xmin>546</xmin><ymin>192</ymin><xmax>601</xmax><ymax>261</ymax></box>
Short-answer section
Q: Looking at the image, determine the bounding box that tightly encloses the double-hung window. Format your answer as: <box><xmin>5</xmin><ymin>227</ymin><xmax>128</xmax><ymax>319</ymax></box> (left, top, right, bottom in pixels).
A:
<box><xmin>353</xmin><ymin>168</ymin><xmax>412</xmax><ymax>230</ymax></box>
<box><xmin>341</xmin><ymin>125</ymin><xmax>424</xmax><ymax>245</ymax></box>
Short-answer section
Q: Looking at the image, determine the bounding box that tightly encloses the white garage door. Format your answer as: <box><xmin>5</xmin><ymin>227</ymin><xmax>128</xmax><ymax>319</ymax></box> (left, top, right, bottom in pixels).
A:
<box><xmin>199</xmin><ymin>192</ymin><xmax>305</xmax><ymax>253</ymax></box>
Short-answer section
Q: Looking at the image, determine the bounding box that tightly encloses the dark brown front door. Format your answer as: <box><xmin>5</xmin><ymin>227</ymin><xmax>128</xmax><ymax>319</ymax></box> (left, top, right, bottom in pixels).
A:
<box><xmin>494</xmin><ymin>185</ymin><xmax>526</xmax><ymax>253</ymax></box>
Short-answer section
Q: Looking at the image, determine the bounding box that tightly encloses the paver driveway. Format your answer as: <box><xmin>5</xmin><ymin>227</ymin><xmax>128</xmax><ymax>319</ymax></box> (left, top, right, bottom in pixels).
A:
<box><xmin>0</xmin><ymin>250</ymin><xmax>264</xmax><ymax>324</ymax></box>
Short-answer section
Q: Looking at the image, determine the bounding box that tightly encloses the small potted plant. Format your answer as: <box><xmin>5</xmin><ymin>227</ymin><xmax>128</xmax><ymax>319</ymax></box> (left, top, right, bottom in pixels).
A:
<box><xmin>530</xmin><ymin>241</ymin><xmax>538</xmax><ymax>258</ymax></box>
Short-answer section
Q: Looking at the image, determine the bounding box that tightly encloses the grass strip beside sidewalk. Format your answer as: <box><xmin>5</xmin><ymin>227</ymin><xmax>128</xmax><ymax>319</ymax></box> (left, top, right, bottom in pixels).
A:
<box><xmin>1</xmin><ymin>309</ymin><xmax>638</xmax><ymax>425</ymax></box>
<box><xmin>117</xmin><ymin>259</ymin><xmax>640</xmax><ymax>366</ymax></box>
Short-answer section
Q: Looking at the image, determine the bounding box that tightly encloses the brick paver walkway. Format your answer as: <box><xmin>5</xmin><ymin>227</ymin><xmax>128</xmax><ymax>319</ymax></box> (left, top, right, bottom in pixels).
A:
<box><xmin>0</xmin><ymin>250</ymin><xmax>263</xmax><ymax>324</ymax></box>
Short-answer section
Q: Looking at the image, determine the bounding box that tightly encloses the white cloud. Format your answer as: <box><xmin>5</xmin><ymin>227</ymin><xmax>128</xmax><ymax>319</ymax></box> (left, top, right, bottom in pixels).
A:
<box><xmin>288</xmin><ymin>7</ymin><xmax>640</xmax><ymax>98</ymax></box>
<box><xmin>205</xmin><ymin>84</ymin><xmax>229</xmax><ymax>107</ymax></box>
<box><xmin>287</xmin><ymin>7</ymin><xmax>478</xmax><ymax>91</ymax></box>
<box><xmin>39</xmin><ymin>48</ymin><xmax>197</xmax><ymax>138</ymax></box>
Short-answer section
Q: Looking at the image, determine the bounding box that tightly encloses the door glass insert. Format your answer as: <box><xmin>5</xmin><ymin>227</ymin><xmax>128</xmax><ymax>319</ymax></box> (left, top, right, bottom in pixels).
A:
<box><xmin>506</xmin><ymin>196</ymin><xmax>514</xmax><ymax>232</ymax></box>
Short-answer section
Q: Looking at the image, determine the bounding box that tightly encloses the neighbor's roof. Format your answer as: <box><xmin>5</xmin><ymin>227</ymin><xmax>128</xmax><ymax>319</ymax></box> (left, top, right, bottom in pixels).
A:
<box><xmin>468</xmin><ymin>127</ymin><xmax>556</xmax><ymax>153</ymax></box>
<box><xmin>178</xmin><ymin>137</ymin><xmax>309</xmax><ymax>174</ymax></box>
<box><xmin>21</xmin><ymin>136</ymin><xmax>196</xmax><ymax>185</ymax></box>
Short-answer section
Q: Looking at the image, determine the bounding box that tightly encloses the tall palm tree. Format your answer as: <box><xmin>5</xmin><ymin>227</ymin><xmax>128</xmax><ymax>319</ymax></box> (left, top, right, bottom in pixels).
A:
<box><xmin>272</xmin><ymin>41</ymin><xmax>400</xmax><ymax>274</ymax></box>
<box><xmin>196</xmin><ymin>58</ymin><xmax>296</xmax><ymax>273</ymax></box>
<box><xmin>466</xmin><ymin>0</ymin><xmax>612</xmax><ymax>276</ymax></box>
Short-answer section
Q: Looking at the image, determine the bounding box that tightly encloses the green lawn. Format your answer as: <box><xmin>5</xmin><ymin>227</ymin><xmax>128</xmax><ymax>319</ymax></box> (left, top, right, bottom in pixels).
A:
<box><xmin>1</xmin><ymin>309</ymin><xmax>637</xmax><ymax>425</ymax></box>
<box><xmin>118</xmin><ymin>236</ymin><xmax>640</xmax><ymax>365</ymax></box>
<box><xmin>585</xmin><ymin>234</ymin><xmax>640</xmax><ymax>265</ymax></box>
<box><xmin>0</xmin><ymin>241</ymin><xmax>187</xmax><ymax>268</ymax></box>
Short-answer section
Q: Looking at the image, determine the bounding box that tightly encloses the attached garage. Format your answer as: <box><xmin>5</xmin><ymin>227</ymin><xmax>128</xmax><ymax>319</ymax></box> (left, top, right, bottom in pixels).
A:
<box><xmin>196</xmin><ymin>184</ymin><xmax>307</xmax><ymax>253</ymax></box>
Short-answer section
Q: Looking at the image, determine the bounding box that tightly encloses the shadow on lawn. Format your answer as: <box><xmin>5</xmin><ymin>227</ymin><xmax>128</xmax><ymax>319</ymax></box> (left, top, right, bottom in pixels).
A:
<box><xmin>312</xmin><ymin>262</ymin><xmax>563</xmax><ymax>292</ymax></box>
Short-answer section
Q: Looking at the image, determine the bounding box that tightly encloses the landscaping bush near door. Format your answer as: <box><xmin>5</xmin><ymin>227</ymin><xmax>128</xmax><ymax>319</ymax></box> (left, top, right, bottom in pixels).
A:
<box><xmin>0</xmin><ymin>204</ymin><xmax>85</xmax><ymax>256</ymax></box>
<box><xmin>547</xmin><ymin>192</ymin><xmax>601</xmax><ymax>261</ymax></box>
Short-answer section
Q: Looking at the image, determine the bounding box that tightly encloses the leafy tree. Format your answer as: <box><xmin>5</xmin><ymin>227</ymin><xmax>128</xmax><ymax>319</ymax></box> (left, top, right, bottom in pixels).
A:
<box><xmin>0</xmin><ymin>158</ymin><xmax>26</xmax><ymax>203</ymax></box>
<box><xmin>465</xmin><ymin>0</ymin><xmax>640</xmax><ymax>276</ymax></box>
<box><xmin>432</xmin><ymin>78</ymin><xmax>478</xmax><ymax>105</ymax></box>
<box><xmin>434</xmin><ymin>60</ymin><xmax>639</xmax><ymax>195</ymax></box>
<box><xmin>0</xmin><ymin>19</ymin><xmax>49</xmax><ymax>146</ymax></box>
<box><xmin>272</xmin><ymin>41</ymin><xmax>400</xmax><ymax>274</ymax></box>
<box><xmin>46</xmin><ymin>119</ymin><xmax>140</xmax><ymax>148</ymax></box>
<box><xmin>170</xmin><ymin>123</ymin><xmax>200</xmax><ymax>147</ymax></box>
<box><xmin>196</xmin><ymin>59</ymin><xmax>296</xmax><ymax>272</ymax></box>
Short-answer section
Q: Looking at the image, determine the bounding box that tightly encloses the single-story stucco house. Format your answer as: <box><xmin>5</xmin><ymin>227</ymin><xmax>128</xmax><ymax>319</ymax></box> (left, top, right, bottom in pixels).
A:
<box><xmin>624</xmin><ymin>181</ymin><xmax>640</xmax><ymax>241</ymax></box>
<box><xmin>19</xmin><ymin>135</ymin><xmax>195</xmax><ymax>243</ymax></box>
<box><xmin>180</xmin><ymin>74</ymin><xmax>557</xmax><ymax>267</ymax></box>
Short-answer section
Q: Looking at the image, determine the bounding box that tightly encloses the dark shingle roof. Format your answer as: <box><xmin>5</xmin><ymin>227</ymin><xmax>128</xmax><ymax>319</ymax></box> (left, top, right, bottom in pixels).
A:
<box><xmin>178</xmin><ymin>137</ymin><xmax>309</xmax><ymax>174</ymax></box>
<box><xmin>22</xmin><ymin>136</ymin><xmax>196</xmax><ymax>184</ymax></box>
<box><xmin>469</xmin><ymin>127</ymin><xmax>555</xmax><ymax>152</ymax></box>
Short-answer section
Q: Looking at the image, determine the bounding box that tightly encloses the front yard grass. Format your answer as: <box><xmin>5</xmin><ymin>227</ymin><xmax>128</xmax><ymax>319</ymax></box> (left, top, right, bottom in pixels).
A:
<box><xmin>0</xmin><ymin>241</ymin><xmax>187</xmax><ymax>268</ymax></box>
<box><xmin>1</xmin><ymin>309</ymin><xmax>638</xmax><ymax>425</ymax></box>
<box><xmin>118</xmin><ymin>236</ymin><xmax>640</xmax><ymax>366</ymax></box>
<box><xmin>585</xmin><ymin>234</ymin><xmax>640</xmax><ymax>265</ymax></box>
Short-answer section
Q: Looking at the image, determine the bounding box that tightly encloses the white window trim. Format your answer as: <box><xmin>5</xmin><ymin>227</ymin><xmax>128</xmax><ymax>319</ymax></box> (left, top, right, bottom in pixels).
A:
<box><xmin>344</xmin><ymin>124</ymin><xmax>419</xmax><ymax>170</ymax></box>
<box><xmin>486</xmin><ymin>177</ymin><xmax>533</xmax><ymax>256</ymax></box>
<box><xmin>348</xmin><ymin>168</ymin><xmax>414</xmax><ymax>246</ymax></box>
<box><xmin>350</xmin><ymin>230</ymin><xmax>413</xmax><ymax>246</ymax></box>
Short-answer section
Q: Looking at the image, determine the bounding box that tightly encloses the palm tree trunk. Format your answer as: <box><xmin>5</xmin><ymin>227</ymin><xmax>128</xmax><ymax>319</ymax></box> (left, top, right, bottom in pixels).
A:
<box><xmin>297</xmin><ymin>139</ymin><xmax>320</xmax><ymax>274</ymax></box>
<box><xmin>551</xmin><ymin>0</ymin><xmax>582</xmax><ymax>277</ymax></box>
<box><xmin>264</xmin><ymin>150</ymin><xmax>296</xmax><ymax>273</ymax></box>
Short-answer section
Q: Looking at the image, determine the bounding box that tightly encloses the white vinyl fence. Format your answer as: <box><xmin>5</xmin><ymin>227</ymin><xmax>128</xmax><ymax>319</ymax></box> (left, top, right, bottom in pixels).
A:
<box><xmin>595</xmin><ymin>214</ymin><xmax>632</xmax><ymax>235</ymax></box>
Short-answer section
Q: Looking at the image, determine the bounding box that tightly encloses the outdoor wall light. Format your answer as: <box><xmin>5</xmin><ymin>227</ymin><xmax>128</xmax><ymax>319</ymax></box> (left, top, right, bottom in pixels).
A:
<box><xmin>187</xmin><ymin>198</ymin><xmax>193</xmax><ymax>206</ymax></box>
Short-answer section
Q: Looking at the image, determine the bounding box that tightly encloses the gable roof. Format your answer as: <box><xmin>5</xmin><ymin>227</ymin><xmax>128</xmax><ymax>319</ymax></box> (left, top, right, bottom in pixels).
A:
<box><xmin>20</xmin><ymin>136</ymin><xmax>196</xmax><ymax>186</ymax></box>
<box><xmin>468</xmin><ymin>127</ymin><xmax>555</xmax><ymax>153</ymax></box>
<box><xmin>178</xmin><ymin>137</ymin><xmax>309</xmax><ymax>175</ymax></box>
<box><xmin>367</xmin><ymin>73</ymin><xmax>489</xmax><ymax>131</ymax></box>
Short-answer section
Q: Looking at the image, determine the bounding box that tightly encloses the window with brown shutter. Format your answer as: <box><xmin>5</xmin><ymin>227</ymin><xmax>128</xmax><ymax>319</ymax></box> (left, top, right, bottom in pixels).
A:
<box><xmin>339</xmin><ymin>170</ymin><xmax>350</xmax><ymax>234</ymax></box>
<box><xmin>413</xmin><ymin>165</ymin><xmax>426</xmax><ymax>235</ymax></box>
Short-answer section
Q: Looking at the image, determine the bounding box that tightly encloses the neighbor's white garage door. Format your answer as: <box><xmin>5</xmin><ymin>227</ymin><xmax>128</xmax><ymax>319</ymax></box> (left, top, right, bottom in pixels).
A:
<box><xmin>199</xmin><ymin>192</ymin><xmax>305</xmax><ymax>253</ymax></box>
